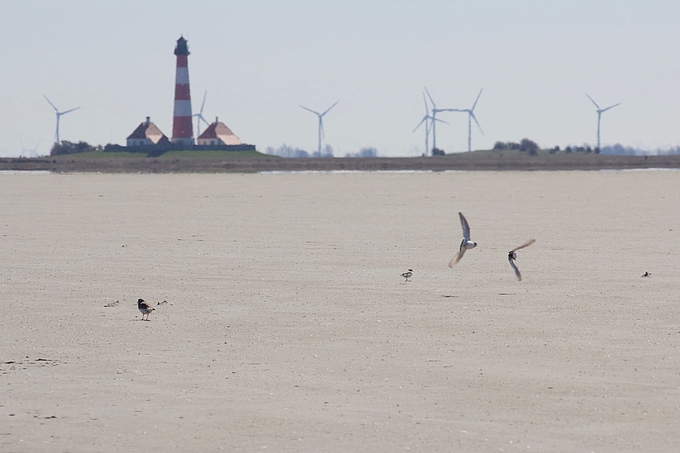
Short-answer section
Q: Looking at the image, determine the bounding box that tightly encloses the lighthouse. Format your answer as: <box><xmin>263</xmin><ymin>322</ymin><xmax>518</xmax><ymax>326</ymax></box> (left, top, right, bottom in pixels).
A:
<box><xmin>171</xmin><ymin>36</ymin><xmax>194</xmax><ymax>145</ymax></box>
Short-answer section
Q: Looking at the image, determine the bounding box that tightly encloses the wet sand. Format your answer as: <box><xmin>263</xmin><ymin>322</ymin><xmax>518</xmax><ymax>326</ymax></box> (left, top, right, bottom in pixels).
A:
<box><xmin>1</xmin><ymin>170</ymin><xmax>679</xmax><ymax>452</ymax></box>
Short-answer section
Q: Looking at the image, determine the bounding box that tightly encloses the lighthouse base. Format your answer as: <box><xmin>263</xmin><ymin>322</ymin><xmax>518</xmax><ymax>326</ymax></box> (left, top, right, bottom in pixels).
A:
<box><xmin>171</xmin><ymin>137</ymin><xmax>195</xmax><ymax>146</ymax></box>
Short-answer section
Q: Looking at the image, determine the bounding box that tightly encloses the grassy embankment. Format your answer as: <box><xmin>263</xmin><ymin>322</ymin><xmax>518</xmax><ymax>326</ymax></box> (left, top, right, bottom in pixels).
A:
<box><xmin>1</xmin><ymin>149</ymin><xmax>679</xmax><ymax>173</ymax></box>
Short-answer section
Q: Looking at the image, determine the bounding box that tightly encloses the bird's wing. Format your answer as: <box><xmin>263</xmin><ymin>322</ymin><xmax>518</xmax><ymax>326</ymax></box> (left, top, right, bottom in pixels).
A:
<box><xmin>459</xmin><ymin>212</ymin><xmax>471</xmax><ymax>241</ymax></box>
<box><xmin>508</xmin><ymin>257</ymin><xmax>522</xmax><ymax>281</ymax></box>
<box><xmin>511</xmin><ymin>238</ymin><xmax>535</xmax><ymax>253</ymax></box>
<box><xmin>449</xmin><ymin>241</ymin><xmax>467</xmax><ymax>267</ymax></box>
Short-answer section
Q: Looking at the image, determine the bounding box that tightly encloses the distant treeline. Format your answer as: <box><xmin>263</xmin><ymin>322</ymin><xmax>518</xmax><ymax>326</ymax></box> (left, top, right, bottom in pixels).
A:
<box><xmin>493</xmin><ymin>139</ymin><xmax>542</xmax><ymax>155</ymax></box>
<box><xmin>50</xmin><ymin>141</ymin><xmax>105</xmax><ymax>155</ymax></box>
<box><xmin>265</xmin><ymin>144</ymin><xmax>379</xmax><ymax>158</ymax></box>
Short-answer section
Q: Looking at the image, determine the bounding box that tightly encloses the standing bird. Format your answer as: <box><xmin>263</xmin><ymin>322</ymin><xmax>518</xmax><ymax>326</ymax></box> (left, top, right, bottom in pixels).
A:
<box><xmin>449</xmin><ymin>212</ymin><xmax>477</xmax><ymax>267</ymax></box>
<box><xmin>137</xmin><ymin>298</ymin><xmax>154</xmax><ymax>321</ymax></box>
<box><xmin>507</xmin><ymin>239</ymin><xmax>536</xmax><ymax>281</ymax></box>
<box><xmin>401</xmin><ymin>269</ymin><xmax>413</xmax><ymax>282</ymax></box>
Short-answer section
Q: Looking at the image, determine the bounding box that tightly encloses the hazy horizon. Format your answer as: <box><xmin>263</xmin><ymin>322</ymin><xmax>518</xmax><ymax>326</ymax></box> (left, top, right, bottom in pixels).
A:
<box><xmin>2</xmin><ymin>1</ymin><xmax>679</xmax><ymax>157</ymax></box>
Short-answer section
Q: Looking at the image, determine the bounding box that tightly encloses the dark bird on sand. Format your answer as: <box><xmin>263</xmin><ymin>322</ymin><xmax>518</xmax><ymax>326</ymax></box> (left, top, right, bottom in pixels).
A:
<box><xmin>137</xmin><ymin>298</ymin><xmax>154</xmax><ymax>321</ymax></box>
<box><xmin>401</xmin><ymin>269</ymin><xmax>413</xmax><ymax>282</ymax></box>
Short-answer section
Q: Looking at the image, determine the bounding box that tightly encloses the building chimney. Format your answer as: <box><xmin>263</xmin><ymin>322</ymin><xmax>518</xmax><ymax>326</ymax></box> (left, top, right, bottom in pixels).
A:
<box><xmin>145</xmin><ymin>116</ymin><xmax>150</xmax><ymax>125</ymax></box>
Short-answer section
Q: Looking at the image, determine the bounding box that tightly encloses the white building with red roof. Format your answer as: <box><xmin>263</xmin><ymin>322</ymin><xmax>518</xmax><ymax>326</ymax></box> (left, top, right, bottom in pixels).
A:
<box><xmin>196</xmin><ymin>118</ymin><xmax>242</xmax><ymax>146</ymax></box>
<box><xmin>126</xmin><ymin>117</ymin><xmax>171</xmax><ymax>147</ymax></box>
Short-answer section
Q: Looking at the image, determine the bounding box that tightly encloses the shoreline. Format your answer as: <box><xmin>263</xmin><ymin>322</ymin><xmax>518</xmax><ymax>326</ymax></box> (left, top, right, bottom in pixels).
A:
<box><xmin>1</xmin><ymin>153</ymin><xmax>680</xmax><ymax>173</ymax></box>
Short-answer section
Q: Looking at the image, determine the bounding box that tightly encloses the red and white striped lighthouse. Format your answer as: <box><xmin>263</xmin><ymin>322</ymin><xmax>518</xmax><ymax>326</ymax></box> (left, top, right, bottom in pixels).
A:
<box><xmin>171</xmin><ymin>36</ymin><xmax>194</xmax><ymax>145</ymax></box>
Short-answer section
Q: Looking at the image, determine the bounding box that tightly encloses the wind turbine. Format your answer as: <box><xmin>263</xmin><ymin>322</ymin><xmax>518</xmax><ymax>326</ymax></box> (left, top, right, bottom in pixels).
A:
<box><xmin>300</xmin><ymin>101</ymin><xmax>339</xmax><ymax>156</ymax></box>
<box><xmin>443</xmin><ymin>88</ymin><xmax>485</xmax><ymax>152</ymax></box>
<box><xmin>413</xmin><ymin>91</ymin><xmax>448</xmax><ymax>156</ymax></box>
<box><xmin>193</xmin><ymin>90</ymin><xmax>210</xmax><ymax>136</ymax></box>
<box><xmin>586</xmin><ymin>93</ymin><xmax>621</xmax><ymax>151</ymax></box>
<box><xmin>423</xmin><ymin>87</ymin><xmax>445</xmax><ymax>153</ymax></box>
<box><xmin>43</xmin><ymin>95</ymin><xmax>80</xmax><ymax>144</ymax></box>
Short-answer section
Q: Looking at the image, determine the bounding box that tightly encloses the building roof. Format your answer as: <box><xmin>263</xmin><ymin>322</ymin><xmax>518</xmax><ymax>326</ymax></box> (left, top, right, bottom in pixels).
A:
<box><xmin>126</xmin><ymin>118</ymin><xmax>171</xmax><ymax>145</ymax></box>
<box><xmin>197</xmin><ymin>119</ymin><xmax>242</xmax><ymax>145</ymax></box>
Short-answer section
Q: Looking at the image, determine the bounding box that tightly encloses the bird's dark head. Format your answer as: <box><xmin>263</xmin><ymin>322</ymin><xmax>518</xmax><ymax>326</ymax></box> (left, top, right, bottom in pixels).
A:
<box><xmin>137</xmin><ymin>298</ymin><xmax>145</xmax><ymax>304</ymax></box>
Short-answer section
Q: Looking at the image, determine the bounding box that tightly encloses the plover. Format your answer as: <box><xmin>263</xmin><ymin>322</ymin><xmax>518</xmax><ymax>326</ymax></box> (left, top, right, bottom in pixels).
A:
<box><xmin>401</xmin><ymin>269</ymin><xmax>413</xmax><ymax>282</ymax></box>
<box><xmin>507</xmin><ymin>239</ymin><xmax>536</xmax><ymax>281</ymax></box>
<box><xmin>449</xmin><ymin>212</ymin><xmax>477</xmax><ymax>267</ymax></box>
<box><xmin>641</xmin><ymin>271</ymin><xmax>651</xmax><ymax>278</ymax></box>
<box><xmin>137</xmin><ymin>298</ymin><xmax>154</xmax><ymax>321</ymax></box>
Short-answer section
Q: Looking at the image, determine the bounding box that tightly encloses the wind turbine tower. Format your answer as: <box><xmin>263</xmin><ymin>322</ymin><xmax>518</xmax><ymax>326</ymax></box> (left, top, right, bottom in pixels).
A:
<box><xmin>43</xmin><ymin>95</ymin><xmax>80</xmax><ymax>144</ymax></box>
<box><xmin>300</xmin><ymin>101</ymin><xmax>339</xmax><ymax>156</ymax></box>
<box><xmin>414</xmin><ymin>91</ymin><xmax>447</xmax><ymax>156</ymax></box>
<box><xmin>586</xmin><ymin>93</ymin><xmax>621</xmax><ymax>151</ymax></box>
<box><xmin>193</xmin><ymin>90</ymin><xmax>209</xmax><ymax>137</ymax></box>
<box><xmin>460</xmin><ymin>88</ymin><xmax>485</xmax><ymax>152</ymax></box>
<box><xmin>423</xmin><ymin>87</ymin><xmax>444</xmax><ymax>154</ymax></box>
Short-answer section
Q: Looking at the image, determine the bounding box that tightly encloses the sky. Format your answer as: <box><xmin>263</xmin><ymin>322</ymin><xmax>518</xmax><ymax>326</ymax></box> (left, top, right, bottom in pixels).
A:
<box><xmin>2</xmin><ymin>0</ymin><xmax>679</xmax><ymax>157</ymax></box>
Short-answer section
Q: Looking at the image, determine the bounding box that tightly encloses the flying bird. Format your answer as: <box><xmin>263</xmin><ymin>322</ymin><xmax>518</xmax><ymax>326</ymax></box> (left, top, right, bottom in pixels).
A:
<box><xmin>401</xmin><ymin>269</ymin><xmax>413</xmax><ymax>282</ymax></box>
<box><xmin>507</xmin><ymin>239</ymin><xmax>536</xmax><ymax>281</ymax></box>
<box><xmin>449</xmin><ymin>212</ymin><xmax>477</xmax><ymax>267</ymax></box>
<box><xmin>137</xmin><ymin>298</ymin><xmax>154</xmax><ymax>321</ymax></box>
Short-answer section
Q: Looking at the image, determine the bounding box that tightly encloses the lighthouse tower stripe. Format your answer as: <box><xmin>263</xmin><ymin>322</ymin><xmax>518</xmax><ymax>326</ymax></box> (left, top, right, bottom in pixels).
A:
<box><xmin>175</xmin><ymin>84</ymin><xmax>190</xmax><ymax>100</ymax></box>
<box><xmin>175</xmin><ymin>67</ymin><xmax>189</xmax><ymax>85</ymax></box>
<box><xmin>173</xmin><ymin>100</ymin><xmax>192</xmax><ymax>117</ymax></box>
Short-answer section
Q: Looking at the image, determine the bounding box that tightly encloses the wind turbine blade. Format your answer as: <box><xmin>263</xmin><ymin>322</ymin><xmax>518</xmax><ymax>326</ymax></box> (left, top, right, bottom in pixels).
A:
<box><xmin>61</xmin><ymin>106</ymin><xmax>80</xmax><ymax>115</ymax></box>
<box><xmin>321</xmin><ymin>100</ymin><xmax>339</xmax><ymax>116</ymax></box>
<box><xmin>300</xmin><ymin>105</ymin><xmax>320</xmax><ymax>115</ymax></box>
<box><xmin>585</xmin><ymin>93</ymin><xmax>600</xmax><ymax>109</ymax></box>
<box><xmin>422</xmin><ymin>92</ymin><xmax>429</xmax><ymax>112</ymax></box>
<box><xmin>424</xmin><ymin>87</ymin><xmax>436</xmax><ymax>108</ymax></box>
<box><xmin>471</xmin><ymin>87</ymin><xmax>484</xmax><ymax>111</ymax></box>
<box><xmin>199</xmin><ymin>90</ymin><xmax>207</xmax><ymax>114</ymax></box>
<box><xmin>601</xmin><ymin>102</ymin><xmax>621</xmax><ymax>113</ymax></box>
<box><xmin>470</xmin><ymin>112</ymin><xmax>485</xmax><ymax>136</ymax></box>
<box><xmin>43</xmin><ymin>95</ymin><xmax>58</xmax><ymax>112</ymax></box>
<box><xmin>434</xmin><ymin>117</ymin><xmax>449</xmax><ymax>125</ymax></box>
<box><xmin>198</xmin><ymin>114</ymin><xmax>210</xmax><ymax>126</ymax></box>
<box><xmin>413</xmin><ymin>116</ymin><xmax>427</xmax><ymax>133</ymax></box>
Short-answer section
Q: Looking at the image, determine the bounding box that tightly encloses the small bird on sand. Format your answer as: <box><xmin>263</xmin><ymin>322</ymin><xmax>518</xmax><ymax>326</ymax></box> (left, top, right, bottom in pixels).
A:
<box><xmin>641</xmin><ymin>271</ymin><xmax>652</xmax><ymax>278</ymax></box>
<box><xmin>137</xmin><ymin>298</ymin><xmax>154</xmax><ymax>321</ymax></box>
<box><xmin>401</xmin><ymin>269</ymin><xmax>413</xmax><ymax>282</ymax></box>
<box><xmin>507</xmin><ymin>239</ymin><xmax>536</xmax><ymax>281</ymax></box>
<box><xmin>449</xmin><ymin>212</ymin><xmax>477</xmax><ymax>267</ymax></box>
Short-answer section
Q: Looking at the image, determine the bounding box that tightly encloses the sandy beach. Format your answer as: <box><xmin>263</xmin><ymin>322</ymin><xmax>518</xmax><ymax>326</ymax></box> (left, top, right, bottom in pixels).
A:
<box><xmin>1</xmin><ymin>170</ymin><xmax>679</xmax><ymax>452</ymax></box>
